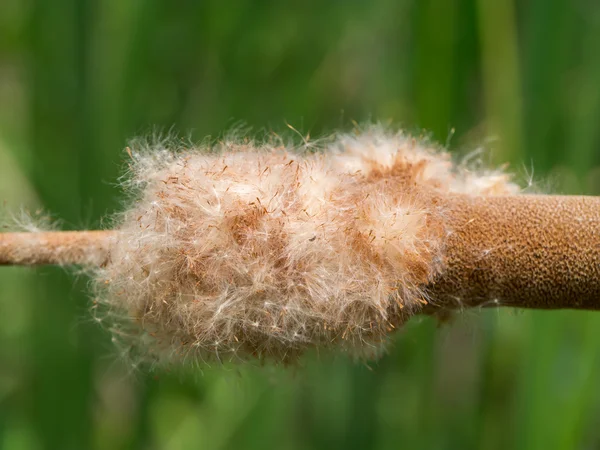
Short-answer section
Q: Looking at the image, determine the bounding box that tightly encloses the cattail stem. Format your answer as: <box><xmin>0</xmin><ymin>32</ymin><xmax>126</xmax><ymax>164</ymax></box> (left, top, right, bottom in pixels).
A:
<box><xmin>1</xmin><ymin>195</ymin><xmax>599</xmax><ymax>311</ymax></box>
<box><xmin>0</xmin><ymin>230</ymin><xmax>113</xmax><ymax>267</ymax></box>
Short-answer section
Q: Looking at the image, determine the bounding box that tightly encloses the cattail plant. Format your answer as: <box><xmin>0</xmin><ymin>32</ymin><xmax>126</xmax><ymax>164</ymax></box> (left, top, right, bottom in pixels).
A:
<box><xmin>1</xmin><ymin>128</ymin><xmax>598</xmax><ymax>364</ymax></box>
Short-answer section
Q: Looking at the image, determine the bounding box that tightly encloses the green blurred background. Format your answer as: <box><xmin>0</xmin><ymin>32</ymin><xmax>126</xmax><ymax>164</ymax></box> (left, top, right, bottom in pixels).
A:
<box><xmin>1</xmin><ymin>0</ymin><xmax>600</xmax><ymax>449</ymax></box>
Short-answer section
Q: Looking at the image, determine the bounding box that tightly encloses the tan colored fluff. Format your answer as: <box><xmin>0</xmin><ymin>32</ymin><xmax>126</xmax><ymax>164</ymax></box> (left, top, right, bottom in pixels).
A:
<box><xmin>94</xmin><ymin>128</ymin><xmax>517</xmax><ymax>364</ymax></box>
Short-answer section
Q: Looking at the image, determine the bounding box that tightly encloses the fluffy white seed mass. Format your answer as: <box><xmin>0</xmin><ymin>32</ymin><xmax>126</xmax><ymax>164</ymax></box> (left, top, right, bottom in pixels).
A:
<box><xmin>94</xmin><ymin>129</ymin><xmax>517</xmax><ymax>364</ymax></box>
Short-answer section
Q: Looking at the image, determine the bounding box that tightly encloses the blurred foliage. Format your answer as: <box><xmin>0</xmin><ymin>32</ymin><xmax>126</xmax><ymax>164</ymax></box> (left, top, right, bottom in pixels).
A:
<box><xmin>1</xmin><ymin>0</ymin><xmax>600</xmax><ymax>449</ymax></box>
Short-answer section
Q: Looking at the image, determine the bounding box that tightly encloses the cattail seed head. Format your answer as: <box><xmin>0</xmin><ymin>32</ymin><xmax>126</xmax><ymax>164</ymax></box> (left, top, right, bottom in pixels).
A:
<box><xmin>93</xmin><ymin>128</ymin><xmax>518</xmax><ymax>364</ymax></box>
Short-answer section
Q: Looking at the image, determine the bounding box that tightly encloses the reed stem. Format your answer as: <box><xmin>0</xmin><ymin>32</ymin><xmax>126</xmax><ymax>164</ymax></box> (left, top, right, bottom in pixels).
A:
<box><xmin>0</xmin><ymin>230</ymin><xmax>113</xmax><ymax>267</ymax></box>
<box><xmin>1</xmin><ymin>195</ymin><xmax>598</xmax><ymax>312</ymax></box>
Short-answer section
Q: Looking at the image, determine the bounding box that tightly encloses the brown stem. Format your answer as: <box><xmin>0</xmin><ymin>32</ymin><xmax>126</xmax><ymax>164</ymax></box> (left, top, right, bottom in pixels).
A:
<box><xmin>427</xmin><ymin>195</ymin><xmax>600</xmax><ymax>310</ymax></box>
<box><xmin>0</xmin><ymin>195</ymin><xmax>598</xmax><ymax>312</ymax></box>
<box><xmin>0</xmin><ymin>230</ymin><xmax>114</xmax><ymax>266</ymax></box>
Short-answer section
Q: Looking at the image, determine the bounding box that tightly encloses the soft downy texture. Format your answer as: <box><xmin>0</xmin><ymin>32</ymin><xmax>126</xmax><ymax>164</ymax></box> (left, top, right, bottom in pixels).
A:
<box><xmin>93</xmin><ymin>127</ymin><xmax>518</xmax><ymax>365</ymax></box>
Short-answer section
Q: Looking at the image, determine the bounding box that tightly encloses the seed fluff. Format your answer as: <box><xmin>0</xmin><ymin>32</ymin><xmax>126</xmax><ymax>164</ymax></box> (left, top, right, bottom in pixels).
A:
<box><xmin>93</xmin><ymin>127</ymin><xmax>517</xmax><ymax>364</ymax></box>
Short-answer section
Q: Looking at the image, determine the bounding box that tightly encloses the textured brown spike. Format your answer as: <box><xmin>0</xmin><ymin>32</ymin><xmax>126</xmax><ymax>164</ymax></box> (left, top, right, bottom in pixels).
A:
<box><xmin>427</xmin><ymin>194</ymin><xmax>600</xmax><ymax>311</ymax></box>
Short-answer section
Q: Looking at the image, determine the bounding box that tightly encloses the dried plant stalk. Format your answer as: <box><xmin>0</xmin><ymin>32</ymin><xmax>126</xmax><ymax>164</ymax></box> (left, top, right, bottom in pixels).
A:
<box><xmin>0</xmin><ymin>230</ymin><xmax>113</xmax><ymax>267</ymax></box>
<box><xmin>1</xmin><ymin>194</ymin><xmax>598</xmax><ymax>311</ymax></box>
